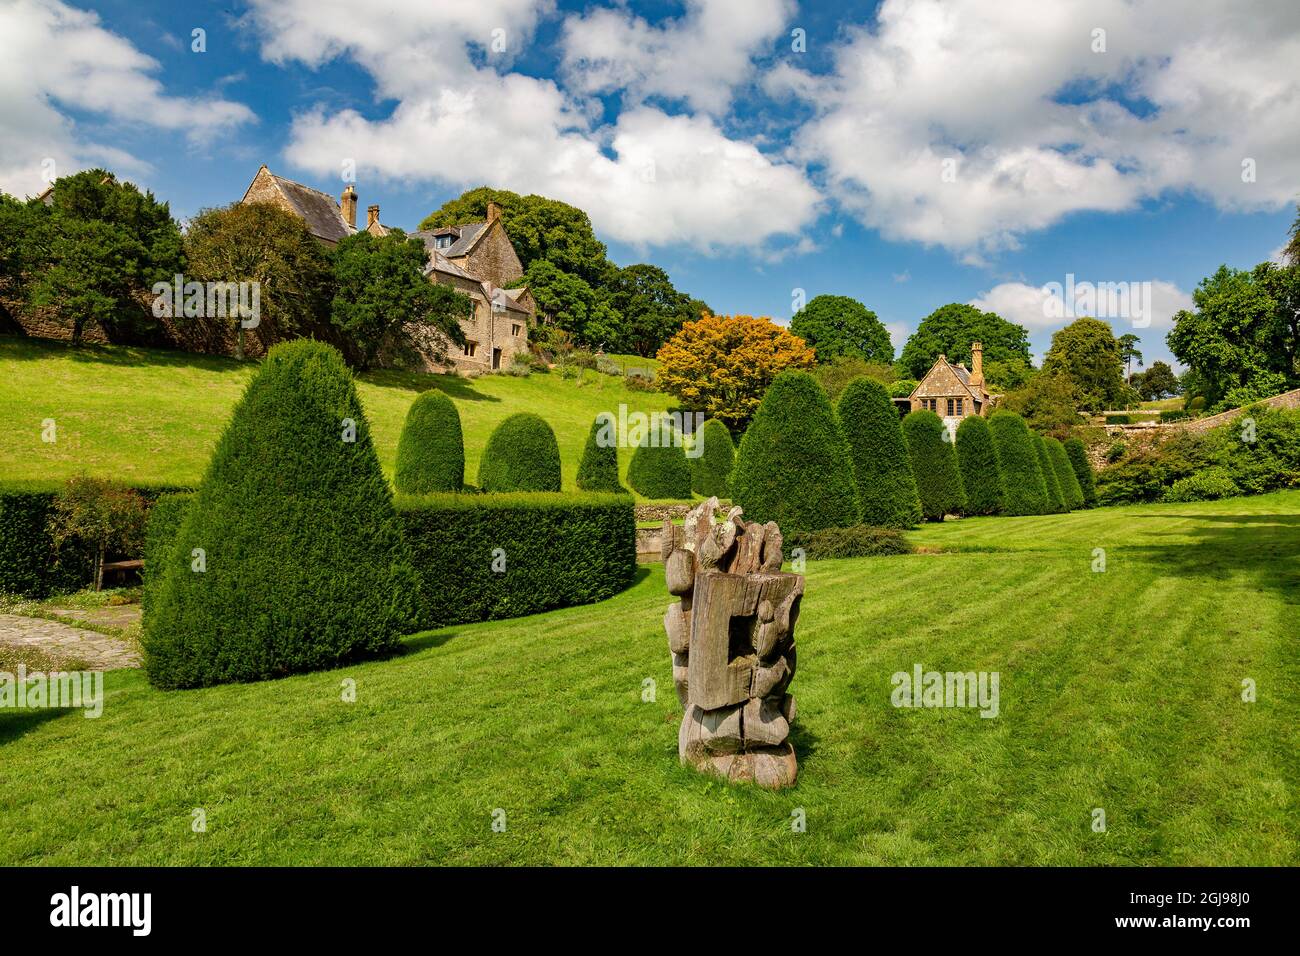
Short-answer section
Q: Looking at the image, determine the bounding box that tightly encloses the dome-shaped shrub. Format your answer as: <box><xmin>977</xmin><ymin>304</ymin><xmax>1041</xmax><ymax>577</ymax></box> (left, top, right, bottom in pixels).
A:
<box><xmin>955</xmin><ymin>415</ymin><xmax>1003</xmax><ymax>516</ymax></box>
<box><xmin>901</xmin><ymin>410</ymin><xmax>967</xmax><ymax>521</ymax></box>
<box><xmin>1064</xmin><ymin>437</ymin><xmax>1098</xmax><ymax>507</ymax></box>
<box><xmin>836</xmin><ymin>378</ymin><xmax>921</xmax><ymax>527</ymax></box>
<box><xmin>1045</xmin><ymin>436</ymin><xmax>1084</xmax><ymax>510</ymax></box>
<box><xmin>478</xmin><ymin>413</ymin><xmax>562</xmax><ymax>492</ymax></box>
<box><xmin>988</xmin><ymin>411</ymin><xmax>1050</xmax><ymax>516</ymax></box>
<box><xmin>576</xmin><ymin>412</ymin><xmax>623</xmax><ymax>492</ymax></box>
<box><xmin>690</xmin><ymin>419</ymin><xmax>735</xmax><ymax>498</ymax></box>
<box><xmin>143</xmin><ymin>340</ymin><xmax>419</xmax><ymax>689</ymax></box>
<box><xmin>628</xmin><ymin>419</ymin><xmax>692</xmax><ymax>499</ymax></box>
<box><xmin>731</xmin><ymin>370</ymin><xmax>859</xmax><ymax>534</ymax></box>
<box><xmin>1033</xmin><ymin>434</ymin><xmax>1068</xmax><ymax>513</ymax></box>
<box><xmin>394</xmin><ymin>389</ymin><xmax>464</xmax><ymax>493</ymax></box>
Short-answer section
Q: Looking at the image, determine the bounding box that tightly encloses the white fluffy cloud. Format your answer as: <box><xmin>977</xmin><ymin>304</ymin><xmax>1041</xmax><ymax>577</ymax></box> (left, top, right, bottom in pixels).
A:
<box><xmin>561</xmin><ymin>0</ymin><xmax>793</xmax><ymax>115</ymax></box>
<box><xmin>970</xmin><ymin>279</ymin><xmax>1193</xmax><ymax>334</ymax></box>
<box><xmin>781</xmin><ymin>0</ymin><xmax>1300</xmax><ymax>256</ymax></box>
<box><xmin>248</xmin><ymin>0</ymin><xmax>818</xmax><ymax>252</ymax></box>
<box><xmin>0</xmin><ymin>0</ymin><xmax>254</xmax><ymax>198</ymax></box>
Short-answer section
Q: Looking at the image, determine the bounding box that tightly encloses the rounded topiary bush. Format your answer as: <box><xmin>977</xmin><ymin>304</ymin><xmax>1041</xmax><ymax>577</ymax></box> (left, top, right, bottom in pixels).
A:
<box><xmin>394</xmin><ymin>389</ymin><xmax>464</xmax><ymax>493</ymax></box>
<box><xmin>836</xmin><ymin>378</ymin><xmax>921</xmax><ymax>528</ymax></box>
<box><xmin>143</xmin><ymin>340</ymin><xmax>419</xmax><ymax>689</ymax></box>
<box><xmin>576</xmin><ymin>413</ymin><xmax>624</xmax><ymax>492</ymax></box>
<box><xmin>1064</xmin><ymin>437</ymin><xmax>1098</xmax><ymax>507</ymax></box>
<box><xmin>628</xmin><ymin>419</ymin><xmax>692</xmax><ymax>499</ymax></box>
<box><xmin>478</xmin><ymin>413</ymin><xmax>562</xmax><ymax>492</ymax></box>
<box><xmin>731</xmin><ymin>370</ymin><xmax>859</xmax><ymax>534</ymax></box>
<box><xmin>901</xmin><ymin>410</ymin><xmax>967</xmax><ymax>521</ymax></box>
<box><xmin>690</xmin><ymin>418</ymin><xmax>735</xmax><ymax>498</ymax></box>
<box><xmin>955</xmin><ymin>415</ymin><xmax>1003</xmax><ymax>516</ymax></box>
<box><xmin>988</xmin><ymin>411</ymin><xmax>1050</xmax><ymax>516</ymax></box>
<box><xmin>1045</xmin><ymin>436</ymin><xmax>1084</xmax><ymax>510</ymax></box>
<box><xmin>1033</xmin><ymin>434</ymin><xmax>1068</xmax><ymax>513</ymax></box>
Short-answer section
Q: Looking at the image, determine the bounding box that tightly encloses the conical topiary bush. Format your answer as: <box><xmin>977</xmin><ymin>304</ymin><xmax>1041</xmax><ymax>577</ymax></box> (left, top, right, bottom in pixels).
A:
<box><xmin>576</xmin><ymin>412</ymin><xmax>624</xmax><ymax>492</ymax></box>
<box><xmin>836</xmin><ymin>378</ymin><xmax>921</xmax><ymax>528</ymax></box>
<box><xmin>394</xmin><ymin>389</ymin><xmax>464</xmax><ymax>493</ymax></box>
<box><xmin>143</xmin><ymin>340</ymin><xmax>419</xmax><ymax>689</ymax></box>
<box><xmin>988</xmin><ymin>411</ymin><xmax>1050</xmax><ymax>516</ymax></box>
<box><xmin>478</xmin><ymin>413</ymin><xmax>562</xmax><ymax>492</ymax></box>
<box><xmin>628</xmin><ymin>418</ymin><xmax>692</xmax><ymax>499</ymax></box>
<box><xmin>1033</xmin><ymin>433</ymin><xmax>1068</xmax><ymax>513</ymax></box>
<box><xmin>1045</xmin><ymin>436</ymin><xmax>1084</xmax><ymax>510</ymax></box>
<box><xmin>690</xmin><ymin>418</ymin><xmax>735</xmax><ymax>498</ymax></box>
<box><xmin>1064</xmin><ymin>437</ymin><xmax>1098</xmax><ymax>507</ymax></box>
<box><xmin>902</xmin><ymin>410</ymin><xmax>967</xmax><ymax>521</ymax></box>
<box><xmin>731</xmin><ymin>370</ymin><xmax>859</xmax><ymax>534</ymax></box>
<box><xmin>955</xmin><ymin>414</ymin><xmax>1004</xmax><ymax>516</ymax></box>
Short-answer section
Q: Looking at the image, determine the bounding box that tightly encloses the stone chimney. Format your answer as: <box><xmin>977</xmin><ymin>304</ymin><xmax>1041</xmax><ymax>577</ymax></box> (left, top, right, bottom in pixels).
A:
<box><xmin>487</xmin><ymin>201</ymin><xmax>502</xmax><ymax>223</ymax></box>
<box><xmin>341</xmin><ymin>185</ymin><xmax>357</xmax><ymax>229</ymax></box>
<box><xmin>970</xmin><ymin>341</ymin><xmax>984</xmax><ymax>388</ymax></box>
<box><xmin>367</xmin><ymin>204</ymin><xmax>380</xmax><ymax>228</ymax></box>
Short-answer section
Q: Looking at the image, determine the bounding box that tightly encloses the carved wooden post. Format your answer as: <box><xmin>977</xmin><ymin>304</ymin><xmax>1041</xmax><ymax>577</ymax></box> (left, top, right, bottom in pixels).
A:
<box><xmin>663</xmin><ymin>498</ymin><xmax>802</xmax><ymax>789</ymax></box>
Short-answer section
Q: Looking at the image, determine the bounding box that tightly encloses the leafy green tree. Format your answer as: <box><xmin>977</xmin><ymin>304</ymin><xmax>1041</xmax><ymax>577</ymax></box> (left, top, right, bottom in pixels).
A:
<box><xmin>1167</xmin><ymin>261</ymin><xmax>1300</xmax><ymax>409</ymax></box>
<box><xmin>899</xmin><ymin>303</ymin><xmax>1032</xmax><ymax>379</ymax></box>
<box><xmin>576</xmin><ymin>413</ymin><xmax>623</xmax><ymax>492</ymax></box>
<box><xmin>988</xmin><ymin>411</ymin><xmax>1050</xmax><ymax>515</ymax></box>
<box><xmin>1134</xmin><ymin>360</ymin><xmax>1180</xmax><ymax>401</ymax></box>
<box><xmin>955</xmin><ymin>415</ymin><xmax>1003</xmax><ymax>515</ymax></box>
<box><xmin>1033</xmin><ymin>434</ymin><xmax>1068</xmax><ymax>512</ymax></box>
<box><xmin>1117</xmin><ymin>333</ymin><xmax>1143</xmax><ymax>383</ymax></box>
<box><xmin>478</xmin><ymin>413</ymin><xmax>563</xmax><ymax>492</ymax></box>
<box><xmin>331</xmin><ymin>229</ymin><xmax>472</xmax><ymax>370</ymax></box>
<box><xmin>1045</xmin><ymin>436</ymin><xmax>1084</xmax><ymax>509</ymax></box>
<box><xmin>0</xmin><ymin>194</ymin><xmax>48</xmax><ymax>322</ymax></box>
<box><xmin>394</xmin><ymin>390</ymin><xmax>465</xmax><ymax>493</ymax></box>
<box><xmin>982</xmin><ymin>357</ymin><xmax>1034</xmax><ymax>390</ymax></box>
<box><xmin>813</xmin><ymin>356</ymin><xmax>896</xmax><ymax>402</ymax></box>
<box><xmin>48</xmin><ymin>476</ymin><xmax>147</xmax><ymax>591</ymax></box>
<box><xmin>1041</xmin><ymin>316</ymin><xmax>1127</xmax><ymax>411</ymax></box>
<box><xmin>836</xmin><ymin>378</ymin><xmax>921</xmax><ymax>527</ymax></box>
<box><xmin>183</xmin><ymin>202</ymin><xmax>335</xmax><ymax>358</ymax></box>
<box><xmin>604</xmin><ymin>264</ymin><xmax>699</xmax><ymax>356</ymax></box>
<box><xmin>998</xmin><ymin>371</ymin><xmax>1084</xmax><ymax>437</ymax></box>
<box><xmin>1063</xmin><ymin>437</ymin><xmax>1098</xmax><ymax>507</ymax></box>
<box><xmin>902</xmin><ymin>410</ymin><xmax>966</xmax><ymax>521</ymax></box>
<box><xmin>731</xmin><ymin>370</ymin><xmax>859</xmax><ymax>534</ymax></box>
<box><xmin>628</xmin><ymin>428</ymin><xmax>692</xmax><ymax>499</ymax></box>
<box><xmin>143</xmin><ymin>341</ymin><xmax>419</xmax><ymax>689</ymax></box>
<box><xmin>791</xmin><ymin>294</ymin><xmax>893</xmax><ymax>364</ymax></box>
<box><xmin>517</xmin><ymin>259</ymin><xmax>612</xmax><ymax>343</ymax></box>
<box><xmin>690</xmin><ymin>419</ymin><xmax>735</xmax><ymax>498</ymax></box>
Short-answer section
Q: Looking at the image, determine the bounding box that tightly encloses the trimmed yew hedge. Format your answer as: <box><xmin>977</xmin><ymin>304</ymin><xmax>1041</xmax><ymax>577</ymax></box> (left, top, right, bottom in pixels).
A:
<box><xmin>1064</xmin><ymin>437</ymin><xmax>1098</xmax><ymax>507</ymax></box>
<box><xmin>690</xmin><ymin>418</ymin><xmax>735</xmax><ymax>498</ymax></box>
<box><xmin>1033</xmin><ymin>434</ymin><xmax>1068</xmax><ymax>513</ymax></box>
<box><xmin>141</xmin><ymin>492</ymin><xmax>192</xmax><ymax>615</ymax></box>
<box><xmin>955</xmin><ymin>415</ymin><xmax>1003</xmax><ymax>516</ymax></box>
<box><xmin>397</xmin><ymin>492</ymin><xmax>637</xmax><ymax>627</ymax></box>
<box><xmin>731</xmin><ymin>371</ymin><xmax>860</xmax><ymax>534</ymax></box>
<box><xmin>628</xmin><ymin>424</ymin><xmax>692</xmax><ymax>499</ymax></box>
<box><xmin>836</xmin><ymin>378</ymin><xmax>921</xmax><ymax>528</ymax></box>
<box><xmin>988</xmin><ymin>411</ymin><xmax>1050</xmax><ymax>516</ymax></box>
<box><xmin>576</xmin><ymin>413</ymin><xmax>624</xmax><ymax>492</ymax></box>
<box><xmin>394</xmin><ymin>389</ymin><xmax>465</xmax><ymax>493</ymax></box>
<box><xmin>1045</xmin><ymin>436</ymin><xmax>1085</xmax><ymax>510</ymax></box>
<box><xmin>143</xmin><ymin>341</ymin><xmax>420</xmax><ymax>690</ymax></box>
<box><xmin>478</xmin><ymin>413</ymin><xmax>562</xmax><ymax>492</ymax></box>
<box><xmin>902</xmin><ymin>410</ymin><xmax>967</xmax><ymax>521</ymax></box>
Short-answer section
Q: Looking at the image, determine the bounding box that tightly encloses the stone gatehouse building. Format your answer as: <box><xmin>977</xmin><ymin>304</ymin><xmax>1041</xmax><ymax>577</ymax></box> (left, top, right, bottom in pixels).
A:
<box><xmin>241</xmin><ymin>166</ymin><xmax>535</xmax><ymax>373</ymax></box>
<box><xmin>908</xmin><ymin>341</ymin><xmax>993</xmax><ymax>433</ymax></box>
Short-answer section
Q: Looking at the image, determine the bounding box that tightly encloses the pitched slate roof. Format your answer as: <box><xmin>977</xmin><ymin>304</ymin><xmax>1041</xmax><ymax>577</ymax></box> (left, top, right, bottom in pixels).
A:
<box><xmin>491</xmin><ymin>287</ymin><xmax>531</xmax><ymax>315</ymax></box>
<box><xmin>910</xmin><ymin>354</ymin><xmax>988</xmax><ymax>404</ymax></box>
<box><xmin>242</xmin><ymin>170</ymin><xmax>354</xmax><ymax>244</ymax></box>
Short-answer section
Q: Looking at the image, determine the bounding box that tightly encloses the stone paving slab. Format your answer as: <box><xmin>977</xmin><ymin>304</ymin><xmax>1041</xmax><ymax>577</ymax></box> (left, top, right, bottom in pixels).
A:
<box><xmin>45</xmin><ymin>604</ymin><xmax>142</xmax><ymax>631</ymax></box>
<box><xmin>0</xmin><ymin>613</ymin><xmax>141</xmax><ymax>671</ymax></box>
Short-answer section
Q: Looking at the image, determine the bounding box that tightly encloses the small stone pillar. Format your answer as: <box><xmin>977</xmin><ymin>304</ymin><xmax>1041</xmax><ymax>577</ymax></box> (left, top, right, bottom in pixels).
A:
<box><xmin>663</xmin><ymin>497</ymin><xmax>803</xmax><ymax>789</ymax></box>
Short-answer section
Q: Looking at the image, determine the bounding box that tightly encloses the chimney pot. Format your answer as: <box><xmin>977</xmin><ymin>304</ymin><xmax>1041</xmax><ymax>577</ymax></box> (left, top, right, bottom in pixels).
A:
<box><xmin>341</xmin><ymin>184</ymin><xmax>357</xmax><ymax>229</ymax></box>
<box><xmin>970</xmin><ymin>341</ymin><xmax>984</xmax><ymax>388</ymax></box>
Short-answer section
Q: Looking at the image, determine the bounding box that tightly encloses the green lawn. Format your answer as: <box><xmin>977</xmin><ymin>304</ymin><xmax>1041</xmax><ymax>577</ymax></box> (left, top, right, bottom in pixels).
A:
<box><xmin>3</xmin><ymin>492</ymin><xmax>1296</xmax><ymax>865</ymax></box>
<box><xmin>0</xmin><ymin>335</ymin><xmax>677</xmax><ymax>493</ymax></box>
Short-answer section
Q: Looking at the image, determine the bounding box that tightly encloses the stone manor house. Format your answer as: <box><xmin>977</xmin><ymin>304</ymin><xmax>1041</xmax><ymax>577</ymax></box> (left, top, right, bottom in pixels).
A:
<box><xmin>241</xmin><ymin>166</ymin><xmax>536</xmax><ymax>373</ymax></box>
<box><xmin>905</xmin><ymin>341</ymin><xmax>993</xmax><ymax>431</ymax></box>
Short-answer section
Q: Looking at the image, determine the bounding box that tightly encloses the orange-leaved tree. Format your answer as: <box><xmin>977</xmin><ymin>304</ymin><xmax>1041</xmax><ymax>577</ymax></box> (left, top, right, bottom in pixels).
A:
<box><xmin>655</xmin><ymin>313</ymin><xmax>815</xmax><ymax>431</ymax></box>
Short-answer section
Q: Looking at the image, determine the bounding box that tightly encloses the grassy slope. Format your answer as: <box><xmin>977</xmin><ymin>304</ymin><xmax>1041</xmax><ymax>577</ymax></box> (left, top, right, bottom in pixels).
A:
<box><xmin>2</xmin><ymin>492</ymin><xmax>1296</xmax><ymax>865</ymax></box>
<box><xmin>0</xmin><ymin>335</ymin><xmax>676</xmax><ymax>493</ymax></box>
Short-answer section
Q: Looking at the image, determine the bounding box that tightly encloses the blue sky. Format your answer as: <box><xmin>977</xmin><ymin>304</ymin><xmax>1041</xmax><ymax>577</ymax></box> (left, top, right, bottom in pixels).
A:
<box><xmin>3</xmin><ymin>0</ymin><xmax>1297</xmax><ymax>369</ymax></box>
